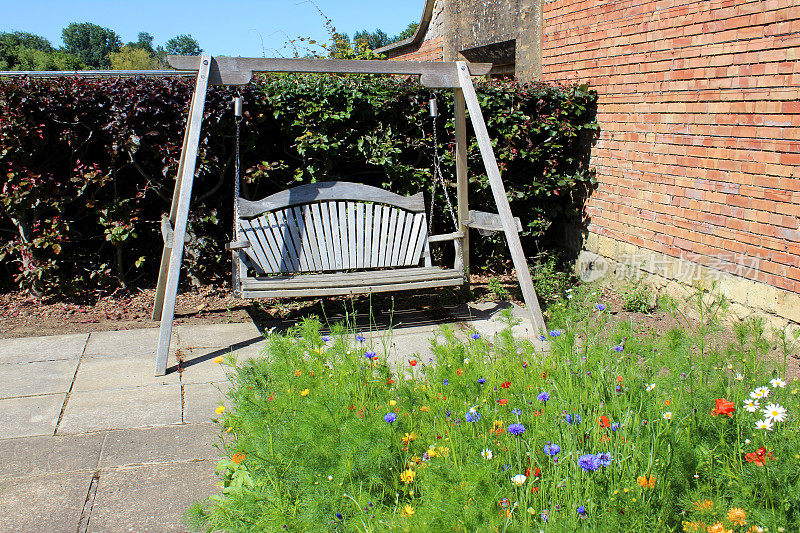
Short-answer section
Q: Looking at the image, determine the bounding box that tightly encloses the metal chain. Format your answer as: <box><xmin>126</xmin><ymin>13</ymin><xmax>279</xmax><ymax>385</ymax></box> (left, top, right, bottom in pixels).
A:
<box><xmin>428</xmin><ymin>105</ymin><xmax>458</xmax><ymax>233</ymax></box>
<box><xmin>233</xmin><ymin>102</ymin><xmax>242</xmax><ymax>243</ymax></box>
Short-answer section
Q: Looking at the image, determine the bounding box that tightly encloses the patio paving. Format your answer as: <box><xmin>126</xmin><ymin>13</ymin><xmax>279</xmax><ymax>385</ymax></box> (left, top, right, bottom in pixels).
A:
<box><xmin>0</xmin><ymin>301</ymin><xmax>539</xmax><ymax>531</ymax></box>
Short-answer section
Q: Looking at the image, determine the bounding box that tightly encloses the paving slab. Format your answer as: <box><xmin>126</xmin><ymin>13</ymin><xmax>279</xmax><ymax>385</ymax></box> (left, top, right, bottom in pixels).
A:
<box><xmin>57</xmin><ymin>385</ymin><xmax>182</xmax><ymax>434</ymax></box>
<box><xmin>71</xmin><ymin>355</ymin><xmax>179</xmax><ymax>392</ymax></box>
<box><xmin>0</xmin><ymin>470</ymin><xmax>93</xmax><ymax>532</ymax></box>
<box><xmin>0</xmin><ymin>332</ymin><xmax>88</xmax><ymax>364</ymax></box>
<box><xmin>183</xmin><ymin>382</ymin><xmax>232</xmax><ymax>424</ymax></box>
<box><xmin>178</xmin><ymin>347</ymin><xmax>246</xmax><ymax>384</ymax></box>
<box><xmin>100</xmin><ymin>423</ymin><xmax>222</xmax><ymax>467</ymax></box>
<box><xmin>84</xmin><ymin>328</ymin><xmax>160</xmax><ymax>357</ymax></box>
<box><xmin>0</xmin><ymin>359</ymin><xmax>80</xmax><ymax>399</ymax></box>
<box><xmin>88</xmin><ymin>460</ymin><xmax>218</xmax><ymax>532</ymax></box>
<box><xmin>0</xmin><ymin>432</ymin><xmax>105</xmax><ymax>478</ymax></box>
<box><xmin>0</xmin><ymin>393</ymin><xmax>66</xmax><ymax>438</ymax></box>
<box><xmin>173</xmin><ymin>322</ymin><xmax>263</xmax><ymax>349</ymax></box>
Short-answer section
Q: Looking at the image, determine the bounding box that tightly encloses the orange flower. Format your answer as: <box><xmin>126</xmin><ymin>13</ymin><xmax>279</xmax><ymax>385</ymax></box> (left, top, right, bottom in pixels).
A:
<box><xmin>294</xmin><ymin>369</ymin><xmax>302</xmax><ymax>377</ymax></box>
<box><xmin>231</xmin><ymin>452</ymin><xmax>245</xmax><ymax>464</ymax></box>
<box><xmin>456</xmin><ymin>368</ymin><xmax>464</xmax><ymax>376</ymax></box>
<box><xmin>664</xmin><ymin>399</ymin><xmax>671</xmax><ymax>406</ymax></box>
<box><xmin>616</xmin><ymin>375</ymin><xmax>623</xmax><ymax>383</ymax></box>
<box><xmin>598</xmin><ymin>415</ymin><xmax>611</xmax><ymax>428</ymax></box>
<box><xmin>745</xmin><ymin>446</ymin><xmax>774</xmax><ymax>466</ymax></box>
<box><xmin>409</xmin><ymin>360</ymin><xmax>418</xmax><ymax>367</ymax></box>
<box><xmin>636</xmin><ymin>475</ymin><xmax>656</xmax><ymax>489</ymax></box>
<box><xmin>726</xmin><ymin>508</ymin><xmax>746</xmax><ymax>526</ymax></box>
<box><xmin>498</xmin><ymin>398</ymin><xmax>509</xmax><ymax>405</ymax></box>
<box><xmin>419</xmin><ymin>406</ymin><xmax>430</xmax><ymax>412</ymax></box>
<box><xmin>387</xmin><ymin>379</ymin><xmax>395</xmax><ymax>385</ymax></box>
<box><xmin>711</xmin><ymin>398</ymin><xmax>735</xmax><ymax>417</ymax></box>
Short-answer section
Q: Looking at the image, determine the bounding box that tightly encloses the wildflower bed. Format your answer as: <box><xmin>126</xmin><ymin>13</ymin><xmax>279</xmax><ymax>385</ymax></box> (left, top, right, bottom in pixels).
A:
<box><xmin>191</xmin><ymin>294</ymin><xmax>800</xmax><ymax>532</ymax></box>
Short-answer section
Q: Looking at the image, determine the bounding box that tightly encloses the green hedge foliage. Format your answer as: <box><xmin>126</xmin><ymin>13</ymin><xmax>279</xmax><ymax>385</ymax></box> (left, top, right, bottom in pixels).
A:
<box><xmin>0</xmin><ymin>74</ymin><xmax>598</xmax><ymax>295</ymax></box>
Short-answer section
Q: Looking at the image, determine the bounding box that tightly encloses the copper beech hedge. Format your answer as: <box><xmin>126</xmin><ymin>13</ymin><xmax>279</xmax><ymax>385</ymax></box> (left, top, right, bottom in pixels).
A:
<box><xmin>0</xmin><ymin>74</ymin><xmax>598</xmax><ymax>295</ymax></box>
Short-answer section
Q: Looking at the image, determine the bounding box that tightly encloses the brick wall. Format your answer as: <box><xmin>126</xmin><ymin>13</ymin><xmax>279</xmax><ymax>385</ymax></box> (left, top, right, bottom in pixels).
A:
<box><xmin>387</xmin><ymin>36</ymin><xmax>445</xmax><ymax>62</ymax></box>
<box><xmin>541</xmin><ymin>0</ymin><xmax>800</xmax><ymax>325</ymax></box>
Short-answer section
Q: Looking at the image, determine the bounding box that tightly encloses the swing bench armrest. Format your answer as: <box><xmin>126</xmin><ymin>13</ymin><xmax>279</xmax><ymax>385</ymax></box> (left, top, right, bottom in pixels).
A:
<box><xmin>226</xmin><ymin>240</ymin><xmax>251</xmax><ymax>251</ymax></box>
<box><xmin>428</xmin><ymin>230</ymin><xmax>465</xmax><ymax>243</ymax></box>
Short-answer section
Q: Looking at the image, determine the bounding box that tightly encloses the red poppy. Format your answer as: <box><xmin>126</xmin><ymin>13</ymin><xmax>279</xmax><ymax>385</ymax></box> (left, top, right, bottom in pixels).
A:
<box><xmin>498</xmin><ymin>398</ymin><xmax>509</xmax><ymax>405</ymax></box>
<box><xmin>409</xmin><ymin>360</ymin><xmax>418</xmax><ymax>366</ymax></box>
<box><xmin>501</xmin><ymin>381</ymin><xmax>511</xmax><ymax>389</ymax></box>
<box><xmin>745</xmin><ymin>446</ymin><xmax>774</xmax><ymax>466</ymax></box>
<box><xmin>616</xmin><ymin>376</ymin><xmax>624</xmax><ymax>383</ymax></box>
<box><xmin>531</xmin><ymin>486</ymin><xmax>539</xmax><ymax>493</ymax></box>
<box><xmin>533</xmin><ymin>467</ymin><xmax>541</xmax><ymax>477</ymax></box>
<box><xmin>387</xmin><ymin>379</ymin><xmax>395</xmax><ymax>385</ymax></box>
<box><xmin>711</xmin><ymin>398</ymin><xmax>735</xmax><ymax>417</ymax></box>
<box><xmin>525</xmin><ymin>467</ymin><xmax>531</xmax><ymax>476</ymax></box>
<box><xmin>599</xmin><ymin>415</ymin><xmax>611</xmax><ymax>428</ymax></box>
<box><xmin>268</xmin><ymin>395</ymin><xmax>275</xmax><ymax>401</ymax></box>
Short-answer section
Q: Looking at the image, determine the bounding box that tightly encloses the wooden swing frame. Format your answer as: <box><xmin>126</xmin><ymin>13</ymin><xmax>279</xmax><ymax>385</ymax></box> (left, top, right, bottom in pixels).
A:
<box><xmin>152</xmin><ymin>55</ymin><xmax>546</xmax><ymax>376</ymax></box>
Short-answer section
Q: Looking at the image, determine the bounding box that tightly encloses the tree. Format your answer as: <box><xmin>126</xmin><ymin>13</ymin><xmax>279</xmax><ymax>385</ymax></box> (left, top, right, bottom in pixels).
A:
<box><xmin>61</xmin><ymin>22</ymin><xmax>122</xmax><ymax>68</ymax></box>
<box><xmin>0</xmin><ymin>31</ymin><xmax>83</xmax><ymax>70</ymax></box>
<box><xmin>164</xmin><ymin>34</ymin><xmax>201</xmax><ymax>56</ymax></box>
<box><xmin>127</xmin><ymin>32</ymin><xmax>154</xmax><ymax>55</ymax></box>
<box><xmin>109</xmin><ymin>45</ymin><xmax>155</xmax><ymax>70</ymax></box>
<box><xmin>353</xmin><ymin>29</ymin><xmax>390</xmax><ymax>50</ymax></box>
<box><xmin>395</xmin><ymin>22</ymin><xmax>419</xmax><ymax>42</ymax></box>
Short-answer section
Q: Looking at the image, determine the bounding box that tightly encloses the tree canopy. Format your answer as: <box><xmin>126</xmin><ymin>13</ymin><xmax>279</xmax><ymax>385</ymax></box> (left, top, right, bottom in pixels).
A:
<box><xmin>61</xmin><ymin>22</ymin><xmax>122</xmax><ymax>68</ymax></box>
<box><xmin>164</xmin><ymin>34</ymin><xmax>202</xmax><ymax>56</ymax></box>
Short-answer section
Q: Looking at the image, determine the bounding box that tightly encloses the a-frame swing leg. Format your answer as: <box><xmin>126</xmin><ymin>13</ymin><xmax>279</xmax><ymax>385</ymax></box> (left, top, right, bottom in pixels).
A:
<box><xmin>152</xmin><ymin>55</ymin><xmax>213</xmax><ymax>376</ymax></box>
<box><xmin>455</xmin><ymin>62</ymin><xmax>547</xmax><ymax>333</ymax></box>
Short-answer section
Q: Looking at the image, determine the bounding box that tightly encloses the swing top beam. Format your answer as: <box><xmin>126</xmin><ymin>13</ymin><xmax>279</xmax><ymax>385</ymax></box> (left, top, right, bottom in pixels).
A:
<box><xmin>166</xmin><ymin>55</ymin><xmax>493</xmax><ymax>88</ymax></box>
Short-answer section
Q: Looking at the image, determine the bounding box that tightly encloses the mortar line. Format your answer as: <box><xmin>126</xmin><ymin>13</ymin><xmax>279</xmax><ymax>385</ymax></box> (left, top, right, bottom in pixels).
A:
<box><xmin>76</xmin><ymin>470</ymin><xmax>100</xmax><ymax>533</ymax></box>
<box><xmin>55</xmin><ymin>332</ymin><xmax>90</xmax><ymax>435</ymax></box>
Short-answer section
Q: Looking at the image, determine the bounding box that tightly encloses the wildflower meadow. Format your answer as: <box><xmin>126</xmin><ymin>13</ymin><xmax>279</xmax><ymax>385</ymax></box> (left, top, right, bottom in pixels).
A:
<box><xmin>189</xmin><ymin>290</ymin><xmax>800</xmax><ymax>532</ymax></box>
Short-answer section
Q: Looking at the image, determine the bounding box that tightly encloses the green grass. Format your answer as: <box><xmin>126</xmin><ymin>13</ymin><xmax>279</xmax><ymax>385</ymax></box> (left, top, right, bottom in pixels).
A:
<box><xmin>188</xmin><ymin>289</ymin><xmax>800</xmax><ymax>532</ymax></box>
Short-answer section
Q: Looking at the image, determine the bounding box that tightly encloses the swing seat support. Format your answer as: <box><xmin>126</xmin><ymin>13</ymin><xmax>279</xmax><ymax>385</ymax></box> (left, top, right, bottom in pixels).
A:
<box><xmin>151</xmin><ymin>55</ymin><xmax>547</xmax><ymax>376</ymax></box>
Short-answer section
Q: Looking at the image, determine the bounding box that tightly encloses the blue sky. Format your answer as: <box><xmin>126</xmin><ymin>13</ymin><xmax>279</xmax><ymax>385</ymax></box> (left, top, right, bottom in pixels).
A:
<box><xmin>2</xmin><ymin>0</ymin><xmax>422</xmax><ymax>57</ymax></box>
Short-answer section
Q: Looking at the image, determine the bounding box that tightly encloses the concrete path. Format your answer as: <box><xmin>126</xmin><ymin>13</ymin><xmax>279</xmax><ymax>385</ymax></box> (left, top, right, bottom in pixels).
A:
<box><xmin>0</xmin><ymin>302</ymin><xmax>538</xmax><ymax>532</ymax></box>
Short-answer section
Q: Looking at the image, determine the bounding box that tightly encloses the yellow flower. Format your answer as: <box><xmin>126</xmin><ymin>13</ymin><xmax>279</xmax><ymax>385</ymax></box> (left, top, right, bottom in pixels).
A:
<box><xmin>213</xmin><ymin>356</ymin><xmax>224</xmax><ymax>364</ymax></box>
<box><xmin>426</xmin><ymin>445</ymin><xmax>438</xmax><ymax>458</ymax></box>
<box><xmin>294</xmin><ymin>369</ymin><xmax>302</xmax><ymax>377</ymax></box>
<box><xmin>707</xmin><ymin>522</ymin><xmax>732</xmax><ymax>533</ymax></box>
<box><xmin>726</xmin><ymin>508</ymin><xmax>746</xmax><ymax>526</ymax></box>
<box><xmin>437</xmin><ymin>446</ymin><xmax>450</xmax><ymax>457</ymax></box>
<box><xmin>215</xmin><ymin>405</ymin><xmax>225</xmax><ymax>415</ymax></box>
<box><xmin>693</xmin><ymin>499</ymin><xmax>713</xmax><ymax>511</ymax></box>
<box><xmin>637</xmin><ymin>475</ymin><xmax>656</xmax><ymax>488</ymax></box>
<box><xmin>419</xmin><ymin>406</ymin><xmax>430</xmax><ymax>412</ymax></box>
<box><xmin>300</xmin><ymin>388</ymin><xmax>310</xmax><ymax>397</ymax></box>
<box><xmin>400</xmin><ymin>469</ymin><xmax>415</xmax><ymax>484</ymax></box>
<box><xmin>401</xmin><ymin>432</ymin><xmax>416</xmax><ymax>445</ymax></box>
<box><xmin>682</xmin><ymin>521</ymin><xmax>699</xmax><ymax>532</ymax></box>
<box><xmin>401</xmin><ymin>504</ymin><xmax>415</xmax><ymax>517</ymax></box>
<box><xmin>389</xmin><ymin>400</ymin><xmax>397</xmax><ymax>407</ymax></box>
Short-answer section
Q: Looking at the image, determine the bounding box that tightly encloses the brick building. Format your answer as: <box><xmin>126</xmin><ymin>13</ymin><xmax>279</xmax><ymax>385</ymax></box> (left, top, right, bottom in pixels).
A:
<box><xmin>379</xmin><ymin>0</ymin><xmax>800</xmax><ymax>329</ymax></box>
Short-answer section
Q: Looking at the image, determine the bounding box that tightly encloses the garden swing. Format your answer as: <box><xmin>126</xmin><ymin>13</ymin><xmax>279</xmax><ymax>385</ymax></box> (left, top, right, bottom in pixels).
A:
<box><xmin>152</xmin><ymin>56</ymin><xmax>546</xmax><ymax>376</ymax></box>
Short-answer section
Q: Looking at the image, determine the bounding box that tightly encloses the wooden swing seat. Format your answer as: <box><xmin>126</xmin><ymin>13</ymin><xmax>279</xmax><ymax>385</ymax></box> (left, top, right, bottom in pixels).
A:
<box><xmin>230</xmin><ymin>181</ymin><xmax>464</xmax><ymax>298</ymax></box>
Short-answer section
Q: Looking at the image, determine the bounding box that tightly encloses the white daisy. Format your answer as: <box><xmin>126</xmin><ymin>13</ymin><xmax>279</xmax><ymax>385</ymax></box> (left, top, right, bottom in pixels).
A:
<box><xmin>762</xmin><ymin>403</ymin><xmax>787</xmax><ymax>422</ymax></box>
<box><xmin>511</xmin><ymin>474</ymin><xmax>527</xmax><ymax>486</ymax></box>
<box><xmin>735</xmin><ymin>373</ymin><xmax>744</xmax><ymax>381</ymax></box>
<box><xmin>481</xmin><ymin>448</ymin><xmax>493</xmax><ymax>460</ymax></box>
<box><xmin>646</xmin><ymin>383</ymin><xmax>656</xmax><ymax>392</ymax></box>
<box><xmin>750</xmin><ymin>386</ymin><xmax>770</xmax><ymax>399</ymax></box>
<box><xmin>770</xmin><ymin>378</ymin><xmax>786</xmax><ymax>389</ymax></box>
<box><xmin>663</xmin><ymin>412</ymin><xmax>672</xmax><ymax>421</ymax></box>
<box><xmin>726</xmin><ymin>363</ymin><xmax>733</xmax><ymax>370</ymax></box>
<box><xmin>755</xmin><ymin>418</ymin><xmax>774</xmax><ymax>431</ymax></box>
<box><xmin>743</xmin><ymin>398</ymin><xmax>759</xmax><ymax>413</ymax></box>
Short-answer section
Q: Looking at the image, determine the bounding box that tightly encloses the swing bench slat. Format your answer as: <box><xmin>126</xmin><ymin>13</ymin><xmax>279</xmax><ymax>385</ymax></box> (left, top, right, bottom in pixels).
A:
<box><xmin>233</xmin><ymin>181</ymin><xmax>461</xmax><ymax>298</ymax></box>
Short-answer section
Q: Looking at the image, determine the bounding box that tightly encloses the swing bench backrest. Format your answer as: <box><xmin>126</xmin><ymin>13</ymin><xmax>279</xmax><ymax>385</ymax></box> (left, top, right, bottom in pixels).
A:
<box><xmin>231</xmin><ymin>181</ymin><xmax>465</xmax><ymax>298</ymax></box>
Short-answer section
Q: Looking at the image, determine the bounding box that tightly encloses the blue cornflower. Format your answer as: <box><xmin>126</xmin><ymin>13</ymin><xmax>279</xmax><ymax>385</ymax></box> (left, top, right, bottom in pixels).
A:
<box><xmin>615</xmin><ymin>385</ymin><xmax>623</xmax><ymax>393</ymax></box>
<box><xmin>539</xmin><ymin>334</ymin><xmax>546</xmax><ymax>341</ymax></box>
<box><xmin>597</xmin><ymin>452</ymin><xmax>612</xmax><ymax>467</ymax></box>
<box><xmin>512</xmin><ymin>408</ymin><xmax>522</xmax><ymax>416</ymax></box>
<box><xmin>470</xmin><ymin>332</ymin><xmax>481</xmax><ymax>340</ymax></box>
<box><xmin>612</xmin><ymin>345</ymin><xmax>624</xmax><ymax>352</ymax></box>
<box><xmin>336</xmin><ymin>512</ymin><xmax>343</xmax><ymax>520</ymax></box>
<box><xmin>465</xmin><ymin>410</ymin><xmax>481</xmax><ymax>423</ymax></box>
<box><xmin>383</xmin><ymin>412</ymin><xmax>397</xmax><ymax>423</ymax></box>
<box><xmin>443</xmin><ymin>379</ymin><xmax>449</xmax><ymax>386</ymax></box>
<box><xmin>356</xmin><ymin>334</ymin><xmax>366</xmax><ymax>342</ymax></box>
<box><xmin>578</xmin><ymin>454</ymin><xmax>600</xmax><ymax>471</ymax></box>
<box><xmin>364</xmin><ymin>351</ymin><xmax>376</xmax><ymax>359</ymax></box>
<box><xmin>611</xmin><ymin>422</ymin><xmax>620</xmax><ymax>431</ymax></box>
<box><xmin>564</xmin><ymin>413</ymin><xmax>582</xmax><ymax>425</ymax></box>
<box><xmin>507</xmin><ymin>423</ymin><xmax>525</xmax><ymax>435</ymax></box>
<box><xmin>322</xmin><ymin>335</ymin><xmax>331</xmax><ymax>342</ymax></box>
<box><xmin>478</xmin><ymin>378</ymin><xmax>486</xmax><ymax>384</ymax></box>
<box><xmin>596</xmin><ymin>303</ymin><xmax>606</xmax><ymax>311</ymax></box>
<box><xmin>541</xmin><ymin>510</ymin><xmax>548</xmax><ymax>522</ymax></box>
<box><xmin>537</xmin><ymin>391</ymin><xmax>550</xmax><ymax>402</ymax></box>
<box><xmin>577</xmin><ymin>505</ymin><xmax>587</xmax><ymax>516</ymax></box>
<box><xmin>549</xmin><ymin>330</ymin><xmax>561</xmax><ymax>337</ymax></box>
<box><xmin>543</xmin><ymin>443</ymin><xmax>561</xmax><ymax>456</ymax></box>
